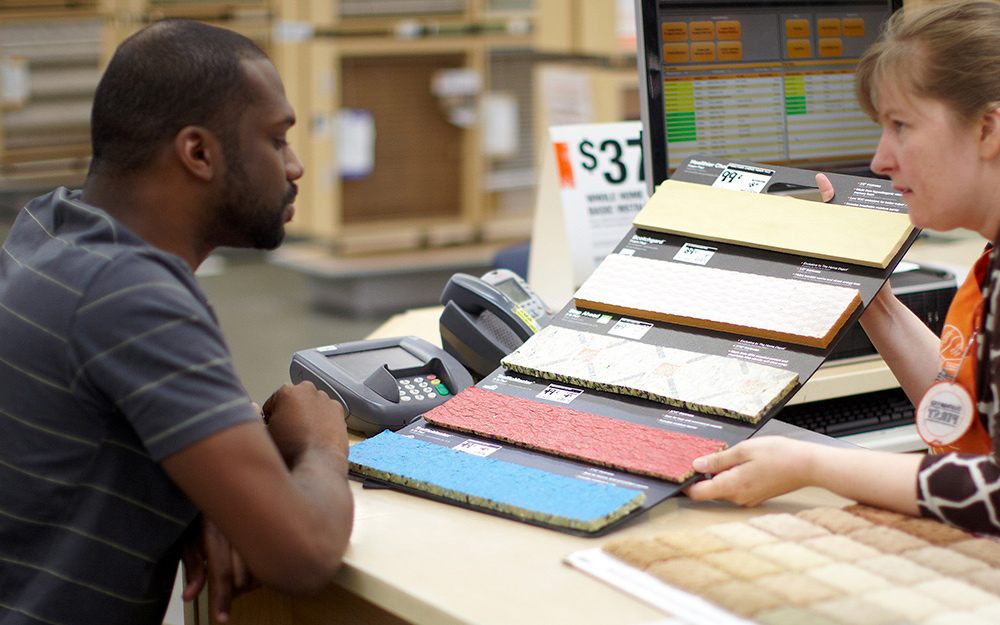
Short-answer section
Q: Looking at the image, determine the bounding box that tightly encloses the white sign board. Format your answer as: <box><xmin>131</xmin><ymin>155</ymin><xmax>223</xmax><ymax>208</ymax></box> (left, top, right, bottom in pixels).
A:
<box><xmin>549</xmin><ymin>121</ymin><xmax>649</xmax><ymax>287</ymax></box>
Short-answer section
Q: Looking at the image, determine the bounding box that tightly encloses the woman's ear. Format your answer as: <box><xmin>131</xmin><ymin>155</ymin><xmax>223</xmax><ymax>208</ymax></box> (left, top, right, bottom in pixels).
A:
<box><xmin>978</xmin><ymin>104</ymin><xmax>1000</xmax><ymax>160</ymax></box>
<box><xmin>174</xmin><ymin>126</ymin><xmax>222</xmax><ymax>182</ymax></box>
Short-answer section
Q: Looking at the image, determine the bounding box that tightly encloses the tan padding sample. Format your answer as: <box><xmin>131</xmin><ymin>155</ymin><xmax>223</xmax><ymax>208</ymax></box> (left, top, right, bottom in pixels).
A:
<box><xmin>573</xmin><ymin>254</ymin><xmax>862</xmax><ymax>348</ymax></box>
<box><xmin>632</xmin><ymin>179</ymin><xmax>915</xmax><ymax>269</ymax></box>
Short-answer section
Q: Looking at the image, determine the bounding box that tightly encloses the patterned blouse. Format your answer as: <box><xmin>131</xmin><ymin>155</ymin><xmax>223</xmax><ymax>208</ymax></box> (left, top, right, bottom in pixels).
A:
<box><xmin>917</xmin><ymin>244</ymin><xmax>1000</xmax><ymax>534</ymax></box>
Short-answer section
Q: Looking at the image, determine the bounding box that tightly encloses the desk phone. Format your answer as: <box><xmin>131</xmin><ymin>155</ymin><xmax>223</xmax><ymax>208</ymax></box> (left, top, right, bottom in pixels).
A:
<box><xmin>439</xmin><ymin>269</ymin><xmax>553</xmax><ymax>379</ymax></box>
<box><xmin>290</xmin><ymin>336</ymin><xmax>474</xmax><ymax>435</ymax></box>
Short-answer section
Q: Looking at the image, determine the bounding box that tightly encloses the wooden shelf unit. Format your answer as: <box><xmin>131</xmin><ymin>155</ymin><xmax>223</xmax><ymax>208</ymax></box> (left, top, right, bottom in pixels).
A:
<box><xmin>291</xmin><ymin>35</ymin><xmax>485</xmax><ymax>253</ymax></box>
<box><xmin>479</xmin><ymin>45</ymin><xmax>545</xmax><ymax>242</ymax></box>
<box><xmin>2</xmin><ymin>0</ymin><xmax>648</xmax><ymax>257</ymax></box>
<box><xmin>300</xmin><ymin>0</ymin><xmax>532</xmax><ymax>32</ymax></box>
<box><xmin>534</xmin><ymin>0</ymin><xmax>637</xmax><ymax>57</ymax></box>
<box><xmin>0</xmin><ymin>1</ymin><xmax>100</xmax><ymax>19</ymax></box>
<box><xmin>0</xmin><ymin>9</ymin><xmax>108</xmax><ymax>186</ymax></box>
<box><xmin>99</xmin><ymin>0</ymin><xmax>272</xmax><ymax>19</ymax></box>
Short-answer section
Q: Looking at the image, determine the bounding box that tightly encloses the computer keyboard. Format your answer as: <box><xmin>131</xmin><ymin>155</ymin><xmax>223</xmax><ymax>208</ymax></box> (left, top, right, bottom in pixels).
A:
<box><xmin>777</xmin><ymin>387</ymin><xmax>915</xmax><ymax>437</ymax></box>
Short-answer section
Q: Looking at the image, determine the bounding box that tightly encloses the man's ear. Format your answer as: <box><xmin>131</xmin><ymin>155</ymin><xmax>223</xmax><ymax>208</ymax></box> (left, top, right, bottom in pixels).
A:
<box><xmin>978</xmin><ymin>105</ymin><xmax>1000</xmax><ymax>160</ymax></box>
<box><xmin>174</xmin><ymin>126</ymin><xmax>223</xmax><ymax>182</ymax></box>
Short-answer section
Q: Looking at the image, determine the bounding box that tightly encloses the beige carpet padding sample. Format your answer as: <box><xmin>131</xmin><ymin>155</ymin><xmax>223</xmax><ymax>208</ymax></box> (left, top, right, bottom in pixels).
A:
<box><xmin>632</xmin><ymin>179</ymin><xmax>915</xmax><ymax>268</ymax></box>
<box><xmin>573</xmin><ymin>254</ymin><xmax>862</xmax><ymax>348</ymax></box>
<box><xmin>500</xmin><ymin>324</ymin><xmax>798</xmax><ymax>422</ymax></box>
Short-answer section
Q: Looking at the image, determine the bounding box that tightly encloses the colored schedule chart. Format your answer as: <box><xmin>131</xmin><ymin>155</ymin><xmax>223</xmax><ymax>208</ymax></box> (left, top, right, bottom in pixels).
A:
<box><xmin>657</xmin><ymin>2</ymin><xmax>889</xmax><ymax>171</ymax></box>
<box><xmin>784</xmin><ymin>68</ymin><xmax>882</xmax><ymax>162</ymax></box>
<box><xmin>665</xmin><ymin>71</ymin><xmax>786</xmax><ymax>166</ymax></box>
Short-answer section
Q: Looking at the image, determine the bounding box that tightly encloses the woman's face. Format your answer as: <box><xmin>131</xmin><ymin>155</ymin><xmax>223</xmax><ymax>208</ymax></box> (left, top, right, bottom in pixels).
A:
<box><xmin>870</xmin><ymin>82</ymin><xmax>988</xmax><ymax>234</ymax></box>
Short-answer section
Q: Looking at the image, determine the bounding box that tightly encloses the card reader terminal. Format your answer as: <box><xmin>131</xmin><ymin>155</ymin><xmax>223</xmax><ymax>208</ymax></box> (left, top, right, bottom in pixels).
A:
<box><xmin>290</xmin><ymin>336</ymin><xmax>474</xmax><ymax>435</ymax></box>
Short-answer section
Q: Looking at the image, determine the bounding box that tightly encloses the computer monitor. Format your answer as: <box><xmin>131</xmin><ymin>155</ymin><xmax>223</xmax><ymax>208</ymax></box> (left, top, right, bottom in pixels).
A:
<box><xmin>635</xmin><ymin>0</ymin><xmax>900</xmax><ymax>194</ymax></box>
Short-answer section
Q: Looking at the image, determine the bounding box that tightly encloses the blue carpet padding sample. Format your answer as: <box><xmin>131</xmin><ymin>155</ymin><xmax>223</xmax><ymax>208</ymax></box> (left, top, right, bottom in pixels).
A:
<box><xmin>349</xmin><ymin>431</ymin><xmax>646</xmax><ymax>532</ymax></box>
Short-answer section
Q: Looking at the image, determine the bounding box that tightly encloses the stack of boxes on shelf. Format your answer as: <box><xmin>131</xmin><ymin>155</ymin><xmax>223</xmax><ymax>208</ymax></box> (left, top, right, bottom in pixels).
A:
<box><xmin>1</xmin><ymin>1</ymin><xmax>643</xmax><ymax>264</ymax></box>
<box><xmin>0</xmin><ymin>0</ymin><xmax>272</xmax><ymax>191</ymax></box>
<box><xmin>532</xmin><ymin>0</ymin><xmax>641</xmax><ymax>157</ymax></box>
<box><xmin>0</xmin><ymin>0</ymin><xmax>104</xmax><ymax>190</ymax></box>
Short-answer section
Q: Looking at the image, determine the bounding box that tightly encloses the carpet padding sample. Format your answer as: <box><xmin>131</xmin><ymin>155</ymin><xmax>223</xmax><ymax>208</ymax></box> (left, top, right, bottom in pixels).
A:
<box><xmin>574</xmin><ymin>254</ymin><xmax>861</xmax><ymax>348</ymax></box>
<box><xmin>423</xmin><ymin>386</ymin><xmax>726</xmax><ymax>482</ymax></box>
<box><xmin>632</xmin><ymin>179</ymin><xmax>914</xmax><ymax>269</ymax></box>
<box><xmin>501</xmin><ymin>325</ymin><xmax>798</xmax><ymax>422</ymax></box>
<box><xmin>349</xmin><ymin>430</ymin><xmax>645</xmax><ymax>532</ymax></box>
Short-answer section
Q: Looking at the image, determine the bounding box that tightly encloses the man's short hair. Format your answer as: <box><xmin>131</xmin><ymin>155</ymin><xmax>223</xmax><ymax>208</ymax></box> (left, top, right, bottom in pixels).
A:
<box><xmin>89</xmin><ymin>19</ymin><xmax>268</xmax><ymax>177</ymax></box>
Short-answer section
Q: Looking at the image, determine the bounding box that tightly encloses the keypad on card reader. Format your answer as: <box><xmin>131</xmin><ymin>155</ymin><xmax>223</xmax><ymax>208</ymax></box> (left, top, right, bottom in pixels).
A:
<box><xmin>397</xmin><ymin>375</ymin><xmax>450</xmax><ymax>402</ymax></box>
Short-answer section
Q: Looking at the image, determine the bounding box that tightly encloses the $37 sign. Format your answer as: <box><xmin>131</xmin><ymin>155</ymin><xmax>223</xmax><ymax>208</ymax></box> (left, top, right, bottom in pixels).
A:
<box><xmin>553</xmin><ymin>123</ymin><xmax>645</xmax><ymax>190</ymax></box>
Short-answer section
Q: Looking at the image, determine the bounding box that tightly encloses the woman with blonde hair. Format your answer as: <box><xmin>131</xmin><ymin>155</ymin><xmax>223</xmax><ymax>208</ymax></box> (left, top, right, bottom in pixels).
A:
<box><xmin>689</xmin><ymin>0</ymin><xmax>1000</xmax><ymax>535</ymax></box>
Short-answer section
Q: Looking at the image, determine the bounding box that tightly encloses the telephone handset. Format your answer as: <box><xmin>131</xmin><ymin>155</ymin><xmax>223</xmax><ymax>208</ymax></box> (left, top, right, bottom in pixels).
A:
<box><xmin>439</xmin><ymin>269</ymin><xmax>553</xmax><ymax>380</ymax></box>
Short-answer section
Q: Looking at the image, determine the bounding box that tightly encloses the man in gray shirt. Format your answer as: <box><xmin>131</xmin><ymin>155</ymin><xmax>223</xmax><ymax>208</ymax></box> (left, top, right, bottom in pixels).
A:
<box><xmin>0</xmin><ymin>19</ymin><xmax>353</xmax><ymax>624</ymax></box>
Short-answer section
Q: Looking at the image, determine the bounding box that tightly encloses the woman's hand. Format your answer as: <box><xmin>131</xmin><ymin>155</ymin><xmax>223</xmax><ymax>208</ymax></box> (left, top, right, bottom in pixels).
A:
<box><xmin>815</xmin><ymin>173</ymin><xmax>835</xmax><ymax>202</ymax></box>
<box><xmin>684</xmin><ymin>436</ymin><xmax>816</xmax><ymax>507</ymax></box>
<box><xmin>685</xmin><ymin>435</ymin><xmax>923</xmax><ymax>516</ymax></box>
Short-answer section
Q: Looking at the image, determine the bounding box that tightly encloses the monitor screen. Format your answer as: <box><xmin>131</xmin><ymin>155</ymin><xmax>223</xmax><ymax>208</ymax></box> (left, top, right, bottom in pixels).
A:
<box><xmin>635</xmin><ymin>0</ymin><xmax>900</xmax><ymax>193</ymax></box>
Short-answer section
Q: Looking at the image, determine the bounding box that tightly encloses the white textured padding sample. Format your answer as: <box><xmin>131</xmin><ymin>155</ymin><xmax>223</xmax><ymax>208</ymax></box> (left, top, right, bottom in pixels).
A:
<box><xmin>574</xmin><ymin>253</ymin><xmax>862</xmax><ymax>348</ymax></box>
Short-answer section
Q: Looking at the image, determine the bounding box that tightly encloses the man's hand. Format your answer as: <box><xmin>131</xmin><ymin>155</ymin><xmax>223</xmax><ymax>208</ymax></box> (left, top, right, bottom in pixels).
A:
<box><xmin>262</xmin><ymin>381</ymin><xmax>349</xmax><ymax>469</ymax></box>
<box><xmin>181</xmin><ymin>518</ymin><xmax>257</xmax><ymax>623</ymax></box>
<box><xmin>163</xmin><ymin>380</ymin><xmax>354</xmax><ymax>597</ymax></box>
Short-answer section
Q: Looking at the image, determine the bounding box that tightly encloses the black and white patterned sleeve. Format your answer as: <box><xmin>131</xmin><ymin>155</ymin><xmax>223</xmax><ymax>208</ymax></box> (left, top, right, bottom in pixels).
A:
<box><xmin>916</xmin><ymin>453</ymin><xmax>1000</xmax><ymax>534</ymax></box>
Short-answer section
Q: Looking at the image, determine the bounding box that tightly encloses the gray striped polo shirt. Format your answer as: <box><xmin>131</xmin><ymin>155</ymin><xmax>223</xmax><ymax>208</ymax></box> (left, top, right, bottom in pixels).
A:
<box><xmin>0</xmin><ymin>188</ymin><xmax>258</xmax><ymax>624</ymax></box>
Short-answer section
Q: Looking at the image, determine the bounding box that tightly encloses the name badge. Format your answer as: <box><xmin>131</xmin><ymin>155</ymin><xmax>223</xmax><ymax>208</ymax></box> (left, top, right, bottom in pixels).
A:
<box><xmin>916</xmin><ymin>381</ymin><xmax>975</xmax><ymax>447</ymax></box>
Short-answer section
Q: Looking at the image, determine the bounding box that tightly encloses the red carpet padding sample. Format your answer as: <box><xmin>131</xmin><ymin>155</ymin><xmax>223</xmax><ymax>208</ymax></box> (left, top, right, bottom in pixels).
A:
<box><xmin>423</xmin><ymin>386</ymin><xmax>727</xmax><ymax>483</ymax></box>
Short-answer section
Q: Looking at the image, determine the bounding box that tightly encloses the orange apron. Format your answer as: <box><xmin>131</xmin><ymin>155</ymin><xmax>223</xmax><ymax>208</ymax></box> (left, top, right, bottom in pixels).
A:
<box><xmin>924</xmin><ymin>248</ymin><xmax>993</xmax><ymax>455</ymax></box>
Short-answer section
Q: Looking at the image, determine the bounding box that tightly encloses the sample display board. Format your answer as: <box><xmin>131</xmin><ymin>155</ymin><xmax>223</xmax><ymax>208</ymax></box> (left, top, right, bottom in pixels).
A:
<box><xmin>352</xmin><ymin>155</ymin><xmax>918</xmax><ymax>536</ymax></box>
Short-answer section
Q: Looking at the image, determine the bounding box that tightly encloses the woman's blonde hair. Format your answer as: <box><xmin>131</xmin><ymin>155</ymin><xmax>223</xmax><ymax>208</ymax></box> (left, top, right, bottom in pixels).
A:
<box><xmin>856</xmin><ymin>0</ymin><xmax>1000</xmax><ymax>122</ymax></box>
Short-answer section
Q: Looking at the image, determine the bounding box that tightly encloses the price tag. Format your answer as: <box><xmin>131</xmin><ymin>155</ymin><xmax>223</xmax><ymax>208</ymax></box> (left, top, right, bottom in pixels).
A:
<box><xmin>711</xmin><ymin>163</ymin><xmax>774</xmax><ymax>193</ymax></box>
<box><xmin>549</xmin><ymin>121</ymin><xmax>650</xmax><ymax>286</ymax></box>
<box><xmin>674</xmin><ymin>243</ymin><xmax>717</xmax><ymax>266</ymax></box>
<box><xmin>608</xmin><ymin>318</ymin><xmax>653</xmax><ymax>340</ymax></box>
<box><xmin>537</xmin><ymin>384</ymin><xmax>584</xmax><ymax>404</ymax></box>
<box><xmin>454</xmin><ymin>439</ymin><xmax>503</xmax><ymax>458</ymax></box>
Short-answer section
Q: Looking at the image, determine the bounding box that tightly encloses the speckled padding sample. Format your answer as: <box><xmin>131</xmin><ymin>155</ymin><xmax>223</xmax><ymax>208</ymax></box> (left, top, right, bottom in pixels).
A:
<box><xmin>348</xmin><ymin>431</ymin><xmax>645</xmax><ymax>532</ymax></box>
<box><xmin>422</xmin><ymin>386</ymin><xmax>726</xmax><ymax>482</ymax></box>
<box><xmin>599</xmin><ymin>506</ymin><xmax>1000</xmax><ymax>623</ymax></box>
<box><xmin>632</xmin><ymin>178</ymin><xmax>915</xmax><ymax>269</ymax></box>
<box><xmin>501</xmin><ymin>324</ymin><xmax>798</xmax><ymax>423</ymax></box>
<box><xmin>574</xmin><ymin>253</ymin><xmax>862</xmax><ymax>348</ymax></box>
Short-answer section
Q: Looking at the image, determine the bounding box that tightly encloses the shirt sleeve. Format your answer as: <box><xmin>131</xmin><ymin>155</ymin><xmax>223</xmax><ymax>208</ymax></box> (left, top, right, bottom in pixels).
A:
<box><xmin>69</xmin><ymin>251</ymin><xmax>258</xmax><ymax>461</ymax></box>
<box><xmin>916</xmin><ymin>452</ymin><xmax>1000</xmax><ymax>534</ymax></box>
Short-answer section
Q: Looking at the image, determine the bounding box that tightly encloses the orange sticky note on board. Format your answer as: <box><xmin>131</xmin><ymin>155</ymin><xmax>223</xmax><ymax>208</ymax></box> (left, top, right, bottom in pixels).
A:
<box><xmin>554</xmin><ymin>142</ymin><xmax>575</xmax><ymax>189</ymax></box>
